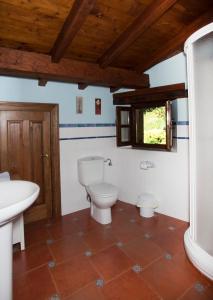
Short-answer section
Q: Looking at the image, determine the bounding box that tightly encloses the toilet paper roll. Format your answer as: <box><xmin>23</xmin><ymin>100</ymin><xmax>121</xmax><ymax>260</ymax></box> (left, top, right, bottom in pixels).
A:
<box><xmin>139</xmin><ymin>161</ymin><xmax>154</xmax><ymax>170</ymax></box>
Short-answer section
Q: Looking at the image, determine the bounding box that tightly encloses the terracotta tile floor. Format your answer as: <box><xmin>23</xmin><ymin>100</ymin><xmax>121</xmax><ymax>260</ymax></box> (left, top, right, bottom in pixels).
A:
<box><xmin>13</xmin><ymin>201</ymin><xmax>213</xmax><ymax>300</ymax></box>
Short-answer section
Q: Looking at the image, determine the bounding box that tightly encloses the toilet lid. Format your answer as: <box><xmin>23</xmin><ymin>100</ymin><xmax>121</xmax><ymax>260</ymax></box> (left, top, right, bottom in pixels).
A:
<box><xmin>88</xmin><ymin>182</ymin><xmax>118</xmax><ymax>197</ymax></box>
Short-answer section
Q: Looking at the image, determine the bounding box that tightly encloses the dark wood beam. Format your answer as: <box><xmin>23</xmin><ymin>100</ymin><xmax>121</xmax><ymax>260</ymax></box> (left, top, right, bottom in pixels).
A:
<box><xmin>98</xmin><ymin>0</ymin><xmax>177</xmax><ymax>68</ymax></box>
<box><xmin>110</xmin><ymin>87</ymin><xmax>120</xmax><ymax>93</ymax></box>
<box><xmin>113</xmin><ymin>83</ymin><xmax>187</xmax><ymax>105</ymax></box>
<box><xmin>78</xmin><ymin>83</ymin><xmax>88</xmax><ymax>90</ymax></box>
<box><xmin>51</xmin><ymin>0</ymin><xmax>95</xmax><ymax>63</ymax></box>
<box><xmin>38</xmin><ymin>79</ymin><xmax>48</xmax><ymax>86</ymax></box>
<box><xmin>0</xmin><ymin>47</ymin><xmax>149</xmax><ymax>89</ymax></box>
<box><xmin>136</xmin><ymin>9</ymin><xmax>213</xmax><ymax>72</ymax></box>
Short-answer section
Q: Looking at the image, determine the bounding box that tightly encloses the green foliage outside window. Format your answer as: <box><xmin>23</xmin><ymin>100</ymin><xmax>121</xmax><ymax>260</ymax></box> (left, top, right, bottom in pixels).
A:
<box><xmin>143</xmin><ymin>106</ymin><xmax>166</xmax><ymax>144</ymax></box>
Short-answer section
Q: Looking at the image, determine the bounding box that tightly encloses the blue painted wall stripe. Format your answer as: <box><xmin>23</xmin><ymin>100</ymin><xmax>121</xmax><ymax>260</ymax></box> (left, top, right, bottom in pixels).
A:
<box><xmin>60</xmin><ymin>135</ymin><xmax>188</xmax><ymax>141</ymax></box>
<box><xmin>173</xmin><ymin>136</ymin><xmax>189</xmax><ymax>140</ymax></box>
<box><xmin>60</xmin><ymin>135</ymin><xmax>116</xmax><ymax>141</ymax></box>
<box><xmin>59</xmin><ymin>123</ymin><xmax>115</xmax><ymax>128</ymax></box>
<box><xmin>59</xmin><ymin>122</ymin><xmax>189</xmax><ymax>128</ymax></box>
<box><xmin>172</xmin><ymin>121</ymin><xmax>189</xmax><ymax>125</ymax></box>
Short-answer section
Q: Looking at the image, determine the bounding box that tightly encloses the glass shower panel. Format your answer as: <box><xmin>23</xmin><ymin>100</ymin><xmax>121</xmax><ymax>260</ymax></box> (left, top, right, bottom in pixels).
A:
<box><xmin>193</xmin><ymin>33</ymin><xmax>213</xmax><ymax>255</ymax></box>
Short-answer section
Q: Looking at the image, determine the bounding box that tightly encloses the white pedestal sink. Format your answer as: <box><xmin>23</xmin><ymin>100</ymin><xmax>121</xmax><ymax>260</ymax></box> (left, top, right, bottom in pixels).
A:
<box><xmin>0</xmin><ymin>180</ymin><xmax>39</xmax><ymax>300</ymax></box>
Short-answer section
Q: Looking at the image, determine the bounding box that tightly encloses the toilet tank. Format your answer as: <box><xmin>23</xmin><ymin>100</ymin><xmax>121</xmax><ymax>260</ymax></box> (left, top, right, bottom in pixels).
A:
<box><xmin>78</xmin><ymin>156</ymin><xmax>104</xmax><ymax>186</ymax></box>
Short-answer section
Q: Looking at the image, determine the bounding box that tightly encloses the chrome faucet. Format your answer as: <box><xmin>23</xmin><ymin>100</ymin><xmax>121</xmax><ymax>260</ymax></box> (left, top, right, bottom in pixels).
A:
<box><xmin>104</xmin><ymin>158</ymin><xmax>112</xmax><ymax>166</ymax></box>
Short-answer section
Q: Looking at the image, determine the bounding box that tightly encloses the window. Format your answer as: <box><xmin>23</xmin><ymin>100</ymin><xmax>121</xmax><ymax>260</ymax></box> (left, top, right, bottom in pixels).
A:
<box><xmin>116</xmin><ymin>100</ymin><xmax>172</xmax><ymax>151</ymax></box>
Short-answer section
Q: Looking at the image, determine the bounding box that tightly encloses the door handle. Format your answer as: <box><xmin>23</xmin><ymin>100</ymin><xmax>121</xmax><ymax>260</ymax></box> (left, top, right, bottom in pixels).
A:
<box><xmin>41</xmin><ymin>154</ymin><xmax>49</xmax><ymax>158</ymax></box>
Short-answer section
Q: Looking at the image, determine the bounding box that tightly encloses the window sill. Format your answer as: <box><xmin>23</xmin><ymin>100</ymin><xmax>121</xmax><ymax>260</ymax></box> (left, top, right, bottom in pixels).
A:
<box><xmin>117</xmin><ymin>145</ymin><xmax>172</xmax><ymax>152</ymax></box>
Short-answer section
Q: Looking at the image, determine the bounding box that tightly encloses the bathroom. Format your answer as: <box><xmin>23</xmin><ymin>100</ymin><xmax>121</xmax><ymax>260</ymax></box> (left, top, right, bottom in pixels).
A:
<box><xmin>0</xmin><ymin>2</ymin><xmax>213</xmax><ymax>298</ymax></box>
<box><xmin>0</xmin><ymin>52</ymin><xmax>189</xmax><ymax>222</ymax></box>
<box><xmin>0</xmin><ymin>50</ymin><xmax>210</xmax><ymax>299</ymax></box>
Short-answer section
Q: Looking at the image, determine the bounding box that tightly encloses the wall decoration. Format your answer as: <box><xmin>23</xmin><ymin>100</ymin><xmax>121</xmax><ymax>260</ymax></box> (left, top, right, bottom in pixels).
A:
<box><xmin>76</xmin><ymin>96</ymin><xmax>83</xmax><ymax>114</ymax></box>
<box><xmin>95</xmin><ymin>98</ymin><xmax>101</xmax><ymax>115</ymax></box>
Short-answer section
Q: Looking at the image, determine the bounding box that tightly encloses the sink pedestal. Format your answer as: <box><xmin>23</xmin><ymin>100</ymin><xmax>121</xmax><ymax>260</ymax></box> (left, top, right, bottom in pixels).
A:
<box><xmin>0</xmin><ymin>180</ymin><xmax>40</xmax><ymax>299</ymax></box>
<box><xmin>0</xmin><ymin>222</ymin><xmax>13</xmax><ymax>300</ymax></box>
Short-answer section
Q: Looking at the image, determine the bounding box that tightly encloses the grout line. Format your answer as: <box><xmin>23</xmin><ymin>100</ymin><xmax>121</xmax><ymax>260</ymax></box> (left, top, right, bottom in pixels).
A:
<box><xmin>62</xmin><ymin>280</ymin><xmax>97</xmax><ymax>299</ymax></box>
<box><xmin>47</xmin><ymin>264</ymin><xmax>60</xmax><ymax>296</ymax></box>
<box><xmin>46</xmin><ymin>251</ymin><xmax>87</xmax><ymax>267</ymax></box>
<box><xmin>87</xmin><ymin>259</ymin><xmax>105</xmax><ymax>280</ymax></box>
<box><xmin>103</xmin><ymin>267</ymin><xmax>132</xmax><ymax>284</ymax></box>
<box><xmin>83</xmin><ymin>240</ymin><xmax>117</xmax><ymax>256</ymax></box>
<box><xmin>139</xmin><ymin>275</ymin><xmax>163</xmax><ymax>300</ymax></box>
<box><xmin>177</xmin><ymin>282</ymin><xmax>195</xmax><ymax>300</ymax></box>
<box><xmin>13</xmin><ymin>262</ymin><xmax>52</xmax><ymax>278</ymax></box>
<box><xmin>141</xmin><ymin>254</ymin><xmax>164</xmax><ymax>271</ymax></box>
<box><xmin>47</xmin><ymin>243</ymin><xmax>57</xmax><ymax>262</ymax></box>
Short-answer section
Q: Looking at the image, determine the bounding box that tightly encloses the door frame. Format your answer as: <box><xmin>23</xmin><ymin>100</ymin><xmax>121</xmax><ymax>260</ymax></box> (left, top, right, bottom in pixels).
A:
<box><xmin>0</xmin><ymin>101</ymin><xmax>61</xmax><ymax>218</ymax></box>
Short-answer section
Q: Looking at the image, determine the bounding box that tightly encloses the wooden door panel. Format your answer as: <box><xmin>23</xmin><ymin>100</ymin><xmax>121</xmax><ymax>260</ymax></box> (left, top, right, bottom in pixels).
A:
<box><xmin>30</xmin><ymin>121</ymin><xmax>44</xmax><ymax>205</ymax></box>
<box><xmin>6</xmin><ymin>120</ymin><xmax>25</xmax><ymax>178</ymax></box>
<box><xmin>0</xmin><ymin>110</ymin><xmax>52</xmax><ymax>223</ymax></box>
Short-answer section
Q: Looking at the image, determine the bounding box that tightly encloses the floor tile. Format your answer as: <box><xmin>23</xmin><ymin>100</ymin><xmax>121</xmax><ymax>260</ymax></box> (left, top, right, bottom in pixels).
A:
<box><xmin>90</xmin><ymin>245</ymin><xmax>132</xmax><ymax>281</ymax></box>
<box><xmin>141</xmin><ymin>256</ymin><xmax>205</xmax><ymax>300</ymax></box>
<box><xmin>24</xmin><ymin>218</ymin><xmax>50</xmax><ymax>232</ymax></box>
<box><xmin>180</xmin><ymin>284</ymin><xmax>213</xmax><ymax>300</ymax></box>
<box><xmin>102</xmin><ymin>270</ymin><xmax>160</xmax><ymax>300</ymax></box>
<box><xmin>122</xmin><ymin>236</ymin><xmax>164</xmax><ymax>267</ymax></box>
<box><xmin>13</xmin><ymin>201</ymin><xmax>205</xmax><ymax>300</ymax></box>
<box><xmin>111</xmin><ymin>220</ymin><xmax>144</xmax><ymax>243</ymax></box>
<box><xmin>110</xmin><ymin>209</ymin><xmax>131</xmax><ymax>227</ymax></box>
<box><xmin>50</xmin><ymin>255</ymin><xmax>98</xmax><ymax>298</ymax></box>
<box><xmin>82</xmin><ymin>227</ymin><xmax>116</xmax><ymax>252</ymax></box>
<box><xmin>74</xmin><ymin>215</ymin><xmax>101</xmax><ymax>232</ymax></box>
<box><xmin>136</xmin><ymin>214</ymin><xmax>170</xmax><ymax>237</ymax></box>
<box><xmin>155</xmin><ymin>212</ymin><xmax>187</xmax><ymax>229</ymax></box>
<box><xmin>13</xmin><ymin>243</ymin><xmax>53</xmax><ymax>276</ymax></box>
<box><xmin>49</xmin><ymin>235</ymin><xmax>88</xmax><ymax>263</ymax></box>
<box><xmin>47</xmin><ymin>220</ymin><xmax>80</xmax><ymax>240</ymax></box>
<box><xmin>13</xmin><ymin>266</ymin><xmax>56</xmax><ymax>300</ymax></box>
<box><xmin>67</xmin><ymin>282</ymin><xmax>106</xmax><ymax>300</ymax></box>
<box><xmin>172</xmin><ymin>251</ymin><xmax>211</xmax><ymax>285</ymax></box>
<box><xmin>25</xmin><ymin>226</ymin><xmax>52</xmax><ymax>247</ymax></box>
<box><xmin>151</xmin><ymin>225</ymin><xmax>186</xmax><ymax>255</ymax></box>
<box><xmin>69</xmin><ymin>208</ymin><xmax>101</xmax><ymax>232</ymax></box>
<box><xmin>112</xmin><ymin>201</ymin><xmax>140</xmax><ymax>220</ymax></box>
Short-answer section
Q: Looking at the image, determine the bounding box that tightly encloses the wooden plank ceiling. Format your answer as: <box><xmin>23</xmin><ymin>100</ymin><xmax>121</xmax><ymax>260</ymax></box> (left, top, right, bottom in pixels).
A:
<box><xmin>0</xmin><ymin>0</ymin><xmax>212</xmax><ymax>89</ymax></box>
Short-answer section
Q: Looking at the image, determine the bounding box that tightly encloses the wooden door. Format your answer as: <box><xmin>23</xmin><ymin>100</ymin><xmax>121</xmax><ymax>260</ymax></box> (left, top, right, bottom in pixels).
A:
<box><xmin>0</xmin><ymin>110</ymin><xmax>52</xmax><ymax>223</ymax></box>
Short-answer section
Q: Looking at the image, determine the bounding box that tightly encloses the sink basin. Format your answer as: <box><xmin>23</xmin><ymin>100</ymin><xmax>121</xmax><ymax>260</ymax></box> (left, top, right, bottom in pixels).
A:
<box><xmin>0</xmin><ymin>180</ymin><xmax>39</xmax><ymax>226</ymax></box>
<box><xmin>0</xmin><ymin>180</ymin><xmax>39</xmax><ymax>300</ymax></box>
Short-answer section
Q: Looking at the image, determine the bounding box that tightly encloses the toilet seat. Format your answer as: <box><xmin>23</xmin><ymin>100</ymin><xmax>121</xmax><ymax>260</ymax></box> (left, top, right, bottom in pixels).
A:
<box><xmin>88</xmin><ymin>182</ymin><xmax>118</xmax><ymax>198</ymax></box>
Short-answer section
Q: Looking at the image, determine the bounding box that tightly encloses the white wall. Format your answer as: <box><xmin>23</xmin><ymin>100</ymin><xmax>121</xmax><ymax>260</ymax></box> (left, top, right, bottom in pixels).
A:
<box><xmin>0</xmin><ymin>52</ymin><xmax>190</xmax><ymax>221</ymax></box>
<box><xmin>116</xmin><ymin>53</ymin><xmax>189</xmax><ymax>221</ymax></box>
<box><xmin>60</xmin><ymin>126</ymin><xmax>118</xmax><ymax>214</ymax></box>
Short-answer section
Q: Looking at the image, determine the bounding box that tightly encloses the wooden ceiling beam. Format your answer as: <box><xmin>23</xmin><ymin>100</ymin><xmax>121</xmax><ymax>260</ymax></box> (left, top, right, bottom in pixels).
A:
<box><xmin>110</xmin><ymin>87</ymin><xmax>120</xmax><ymax>93</ymax></box>
<box><xmin>78</xmin><ymin>83</ymin><xmax>88</xmax><ymax>90</ymax></box>
<box><xmin>51</xmin><ymin>0</ymin><xmax>95</xmax><ymax>63</ymax></box>
<box><xmin>98</xmin><ymin>0</ymin><xmax>177</xmax><ymax>68</ymax></box>
<box><xmin>0</xmin><ymin>47</ymin><xmax>149</xmax><ymax>89</ymax></box>
<box><xmin>113</xmin><ymin>83</ymin><xmax>187</xmax><ymax>105</ymax></box>
<box><xmin>38</xmin><ymin>79</ymin><xmax>48</xmax><ymax>86</ymax></box>
<box><xmin>136</xmin><ymin>9</ymin><xmax>213</xmax><ymax>72</ymax></box>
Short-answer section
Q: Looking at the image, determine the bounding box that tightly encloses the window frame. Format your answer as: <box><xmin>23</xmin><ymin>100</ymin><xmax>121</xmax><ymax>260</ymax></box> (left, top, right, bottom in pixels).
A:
<box><xmin>116</xmin><ymin>106</ymin><xmax>132</xmax><ymax>147</ymax></box>
<box><xmin>116</xmin><ymin>100</ymin><xmax>172</xmax><ymax>151</ymax></box>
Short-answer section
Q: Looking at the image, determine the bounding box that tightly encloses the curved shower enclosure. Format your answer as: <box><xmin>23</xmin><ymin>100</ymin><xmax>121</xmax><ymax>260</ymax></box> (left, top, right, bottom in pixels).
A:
<box><xmin>184</xmin><ymin>23</ymin><xmax>213</xmax><ymax>280</ymax></box>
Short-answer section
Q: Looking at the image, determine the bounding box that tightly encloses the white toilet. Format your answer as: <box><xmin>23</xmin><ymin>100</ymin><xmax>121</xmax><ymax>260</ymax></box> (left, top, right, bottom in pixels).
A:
<box><xmin>78</xmin><ymin>156</ymin><xmax>118</xmax><ymax>224</ymax></box>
